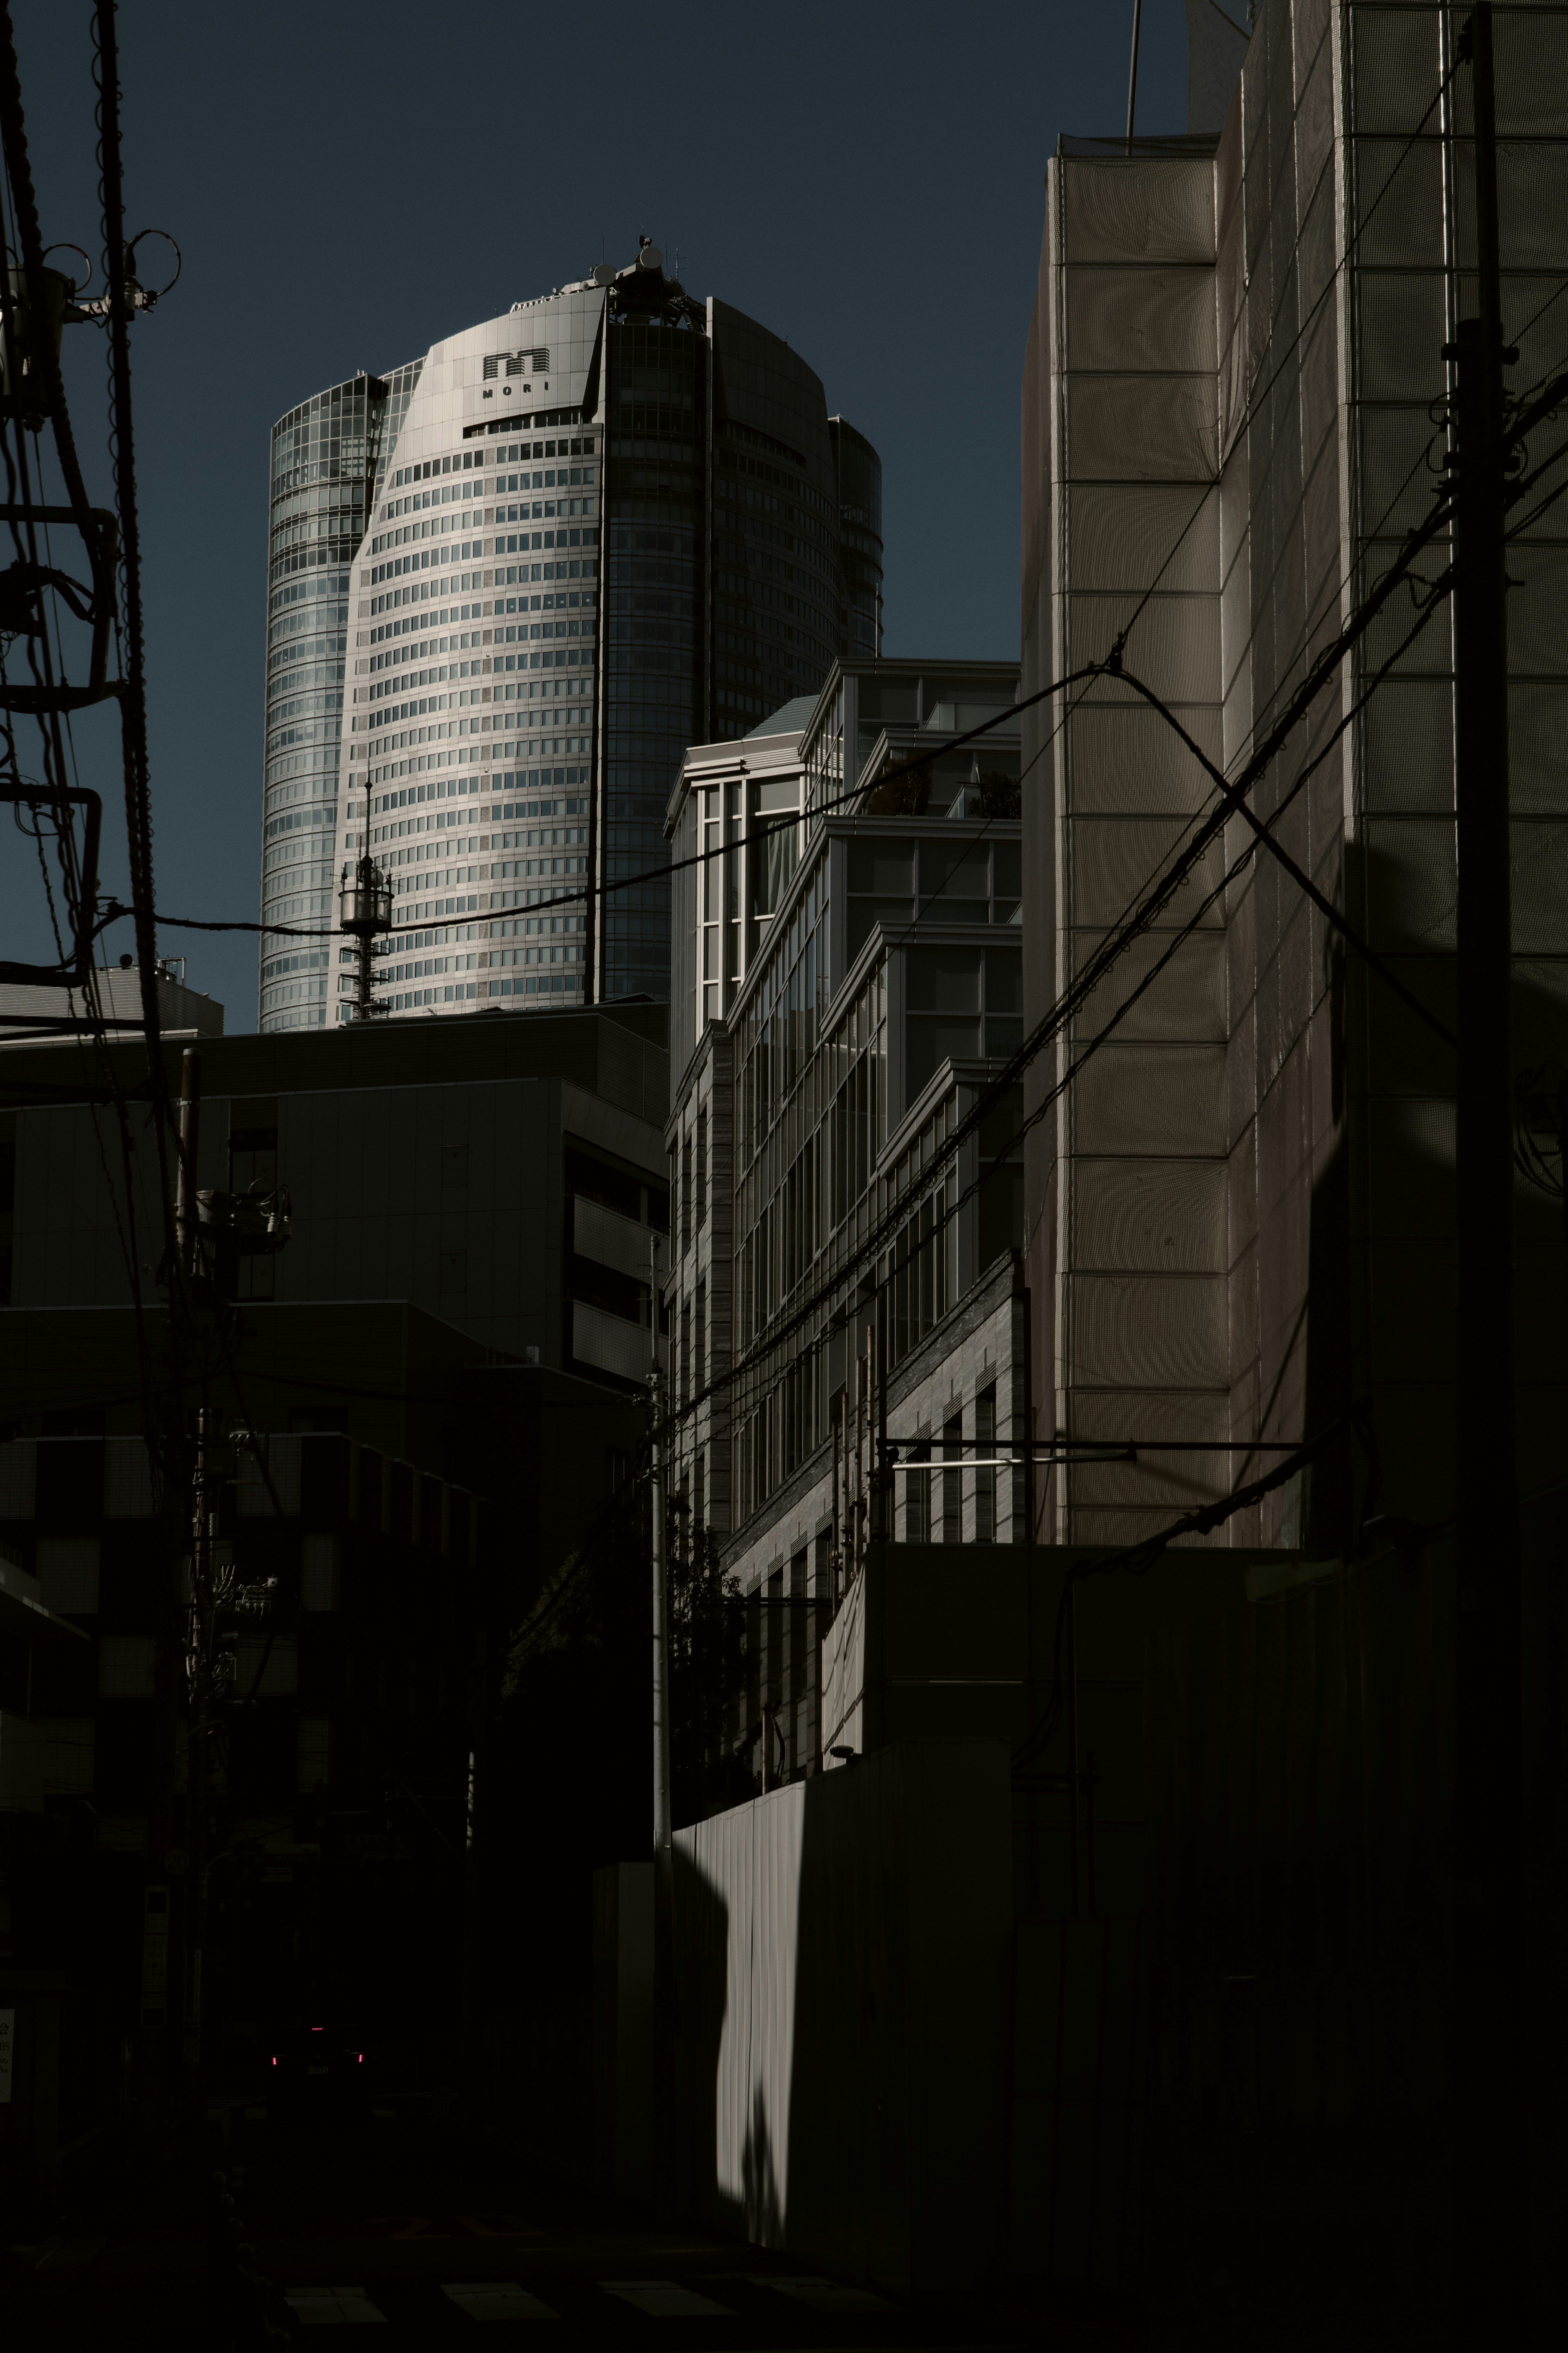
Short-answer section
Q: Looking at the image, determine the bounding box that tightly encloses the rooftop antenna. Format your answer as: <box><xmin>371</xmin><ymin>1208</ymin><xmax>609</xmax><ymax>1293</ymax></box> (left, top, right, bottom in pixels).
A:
<box><xmin>1125</xmin><ymin>0</ymin><xmax>1143</xmax><ymax>154</ymax></box>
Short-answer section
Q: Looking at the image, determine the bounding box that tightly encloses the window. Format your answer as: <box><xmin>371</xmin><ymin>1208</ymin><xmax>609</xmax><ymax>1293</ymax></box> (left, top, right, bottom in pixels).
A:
<box><xmin>235</xmin><ymin>1634</ymin><xmax>298</xmax><ymax>1699</ymax></box>
<box><xmin>45</xmin><ymin>1719</ymin><xmax>94</xmax><ymax>1794</ymax></box>
<box><xmin>976</xmin><ymin>1386</ymin><xmax>996</xmax><ymax>1545</ymax></box>
<box><xmin>904</xmin><ymin>1436</ymin><xmax>931</xmax><ymax>1544</ymax></box>
<box><xmin>697</xmin><ymin>1107</ymin><xmax>708</xmax><ymax>1227</ymax></box>
<box><xmin>301</xmin><ymin>1533</ymin><xmax>340</xmax><ymax>1612</ymax></box>
<box><xmin>99</xmin><ymin>1634</ymin><xmax>156</xmax><ymax>1697</ymax></box>
<box><xmin>297</xmin><ymin>1717</ymin><xmax>331</xmax><ymax>1794</ymax></box>
<box><xmin>38</xmin><ymin>1535</ymin><xmax>100</xmax><ymax>1614</ymax></box>
<box><xmin>942</xmin><ymin>1414</ymin><xmax>963</xmax><ymax>1543</ymax></box>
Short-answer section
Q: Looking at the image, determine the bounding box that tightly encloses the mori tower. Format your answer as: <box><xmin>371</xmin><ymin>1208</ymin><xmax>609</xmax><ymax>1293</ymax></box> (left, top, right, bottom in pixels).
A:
<box><xmin>258</xmin><ymin>244</ymin><xmax>882</xmax><ymax>1032</ymax></box>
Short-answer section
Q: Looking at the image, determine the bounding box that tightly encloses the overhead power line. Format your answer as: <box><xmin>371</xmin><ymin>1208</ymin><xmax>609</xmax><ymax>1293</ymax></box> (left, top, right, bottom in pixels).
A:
<box><xmin>656</xmin><ymin>387</ymin><xmax>1568</xmax><ymax>1451</ymax></box>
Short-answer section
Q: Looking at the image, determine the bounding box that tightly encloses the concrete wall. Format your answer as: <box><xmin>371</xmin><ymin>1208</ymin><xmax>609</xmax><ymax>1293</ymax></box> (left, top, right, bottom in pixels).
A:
<box><xmin>671</xmin><ymin>1737</ymin><xmax>1013</xmax><ymax>2292</ymax></box>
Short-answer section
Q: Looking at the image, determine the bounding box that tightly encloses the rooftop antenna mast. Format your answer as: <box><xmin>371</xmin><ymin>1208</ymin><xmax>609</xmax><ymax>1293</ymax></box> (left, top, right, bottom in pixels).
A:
<box><xmin>1125</xmin><ymin>0</ymin><xmax>1143</xmax><ymax>154</ymax></box>
<box><xmin>338</xmin><ymin>853</ymin><xmax>393</xmax><ymax>1021</ymax></box>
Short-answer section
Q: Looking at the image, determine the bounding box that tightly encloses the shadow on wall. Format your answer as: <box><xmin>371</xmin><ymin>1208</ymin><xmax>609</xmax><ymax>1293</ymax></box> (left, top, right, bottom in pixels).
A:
<box><xmin>671</xmin><ymin>1740</ymin><xmax>1012</xmax><ymax>2294</ymax></box>
<box><xmin>742</xmin><ymin>2083</ymin><xmax>784</xmax><ymax>2249</ymax></box>
<box><xmin>1260</xmin><ymin>848</ymin><xmax>1566</xmax><ymax>1549</ymax></box>
<box><xmin>670</xmin><ymin>1836</ymin><xmax>729</xmax><ymax>2232</ymax></box>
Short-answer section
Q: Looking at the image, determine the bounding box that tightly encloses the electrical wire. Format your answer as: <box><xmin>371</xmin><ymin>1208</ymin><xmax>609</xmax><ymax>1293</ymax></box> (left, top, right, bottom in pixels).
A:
<box><xmin>656</xmin><ymin>374</ymin><xmax>1568</xmax><ymax>1463</ymax></box>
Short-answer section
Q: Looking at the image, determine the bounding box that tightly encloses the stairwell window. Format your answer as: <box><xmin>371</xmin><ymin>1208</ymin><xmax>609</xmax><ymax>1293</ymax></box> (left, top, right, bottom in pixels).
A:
<box><xmin>975</xmin><ymin>1385</ymin><xmax>996</xmax><ymax>1544</ymax></box>
<box><xmin>942</xmin><ymin>1413</ymin><xmax>963</xmax><ymax>1543</ymax></box>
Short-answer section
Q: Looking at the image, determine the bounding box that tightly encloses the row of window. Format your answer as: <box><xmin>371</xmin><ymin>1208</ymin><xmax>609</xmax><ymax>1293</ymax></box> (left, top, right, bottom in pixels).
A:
<box><xmin>373</xmin><ymin>784</ymin><xmax>588</xmax><ymax>821</ymax></box>
<box><xmin>261</xmin><ymin>949</ymin><xmax>331</xmax><ymax>983</ymax></box>
<box><xmin>491</xmin><ymin>854</ymin><xmax>588</xmax><ymax>879</ymax></box>
<box><xmin>370</xmin><ymin>494</ymin><xmax>594</xmax><ymax>553</ymax></box>
<box><xmin>267</xmin><ymin>572</ymin><xmax>350</xmax><ymax>620</ymax></box>
<box><xmin>368</xmin><ymin>615</ymin><xmax>592</xmax><ymax>689</ymax></box>
<box><xmin>494</xmin><ymin>824</ymin><xmax>588</xmax><ymax>849</ymax></box>
<box><xmin>264</xmin><ymin>803</ymin><xmax>337</xmax><ymax>843</ymax></box>
<box><xmin>367</xmin><ymin>534</ymin><xmax>597</xmax><ymax>601</ymax></box>
<box><xmin>390</xmin><ymin>436</ymin><xmax>592</xmax><ymax>491</ymax></box>
<box><xmin>366</xmin><ymin>526</ymin><xmax>596</xmax><ymax>587</ymax></box>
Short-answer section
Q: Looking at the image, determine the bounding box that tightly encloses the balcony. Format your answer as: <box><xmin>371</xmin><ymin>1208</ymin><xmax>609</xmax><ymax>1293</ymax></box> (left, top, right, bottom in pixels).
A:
<box><xmin>573</xmin><ymin>1194</ymin><xmax>666</xmax><ymax>1283</ymax></box>
<box><xmin>572</xmin><ymin>1299</ymin><xmax>666</xmax><ymax>1386</ymax></box>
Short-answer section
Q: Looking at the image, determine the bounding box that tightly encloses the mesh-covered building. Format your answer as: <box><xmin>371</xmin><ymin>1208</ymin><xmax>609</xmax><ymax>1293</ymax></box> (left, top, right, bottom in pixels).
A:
<box><xmin>256</xmin><ymin>250</ymin><xmax>881</xmax><ymax>1030</ymax></box>
<box><xmin>1020</xmin><ymin>0</ymin><xmax>1568</xmax><ymax>1552</ymax></box>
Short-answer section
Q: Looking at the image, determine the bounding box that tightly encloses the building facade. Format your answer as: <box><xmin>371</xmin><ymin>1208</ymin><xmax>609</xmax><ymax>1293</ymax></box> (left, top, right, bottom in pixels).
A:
<box><xmin>258</xmin><ymin>247</ymin><xmax>881</xmax><ymax>1031</ymax></box>
<box><xmin>1</xmin><ymin>1005</ymin><xmax>668</xmax><ymax>1389</ymax></box>
<box><xmin>1018</xmin><ymin>0</ymin><xmax>1568</xmax><ymax>1556</ymax></box>
<box><xmin>661</xmin><ymin>658</ymin><xmax>1029</xmax><ymax>1785</ymax></box>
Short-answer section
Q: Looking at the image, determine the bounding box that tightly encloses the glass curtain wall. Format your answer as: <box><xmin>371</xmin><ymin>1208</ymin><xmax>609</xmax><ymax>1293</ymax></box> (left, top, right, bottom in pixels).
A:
<box><xmin>259</xmin><ymin>364</ymin><xmax>418</xmax><ymax>1031</ymax></box>
<box><xmin>830</xmin><ymin>416</ymin><xmax>884</xmax><ymax>658</ymax></box>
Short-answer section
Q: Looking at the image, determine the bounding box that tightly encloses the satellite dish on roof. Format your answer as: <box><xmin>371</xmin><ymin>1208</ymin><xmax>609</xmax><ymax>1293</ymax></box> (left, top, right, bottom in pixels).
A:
<box><xmin>638</xmin><ymin>244</ymin><xmax>663</xmax><ymax>272</ymax></box>
<box><xmin>591</xmin><ymin>263</ymin><xmax>614</xmax><ymax>287</ymax></box>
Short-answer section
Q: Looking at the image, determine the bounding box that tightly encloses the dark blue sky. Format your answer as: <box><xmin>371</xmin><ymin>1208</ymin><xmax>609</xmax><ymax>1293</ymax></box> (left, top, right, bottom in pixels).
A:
<box><xmin>11</xmin><ymin>0</ymin><xmax>1190</xmax><ymax>1029</ymax></box>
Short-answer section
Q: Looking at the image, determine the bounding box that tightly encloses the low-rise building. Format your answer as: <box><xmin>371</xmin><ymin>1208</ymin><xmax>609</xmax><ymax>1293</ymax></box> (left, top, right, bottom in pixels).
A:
<box><xmin>0</xmin><ymin>1001</ymin><xmax>668</xmax><ymax>1385</ymax></box>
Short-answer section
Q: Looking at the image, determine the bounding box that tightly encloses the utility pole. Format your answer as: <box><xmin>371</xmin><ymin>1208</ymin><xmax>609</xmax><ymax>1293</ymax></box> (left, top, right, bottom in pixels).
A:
<box><xmin>181</xmin><ymin>1405</ymin><xmax>225</xmax><ymax>2126</ymax></box>
<box><xmin>649</xmin><ymin>1234</ymin><xmax>671</xmax><ymax>1854</ymax></box>
<box><xmin>167</xmin><ymin>1050</ymin><xmax>285</xmax><ymax>2130</ymax></box>
<box><xmin>1450</xmin><ymin>4</ymin><xmax>1524</xmax><ymax>2327</ymax></box>
<box><xmin>338</xmin><ymin>853</ymin><xmax>393</xmax><ymax>1020</ymax></box>
<box><xmin>648</xmin><ymin>1233</ymin><xmax>674</xmax><ymax>2201</ymax></box>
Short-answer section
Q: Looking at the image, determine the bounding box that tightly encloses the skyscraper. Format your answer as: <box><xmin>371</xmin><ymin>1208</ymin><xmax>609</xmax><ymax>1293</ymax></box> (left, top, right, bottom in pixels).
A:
<box><xmin>259</xmin><ymin>363</ymin><xmax>420</xmax><ymax>1030</ymax></box>
<box><xmin>257</xmin><ymin>246</ymin><xmax>881</xmax><ymax>1032</ymax></box>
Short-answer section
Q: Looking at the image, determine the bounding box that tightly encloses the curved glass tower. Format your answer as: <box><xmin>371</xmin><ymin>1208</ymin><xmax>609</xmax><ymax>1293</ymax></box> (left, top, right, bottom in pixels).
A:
<box><xmin>830</xmin><ymin>416</ymin><xmax>885</xmax><ymax>658</ymax></box>
<box><xmin>258</xmin><ymin>248</ymin><xmax>881</xmax><ymax>1030</ymax></box>
<box><xmin>258</xmin><ymin>362</ymin><xmax>420</xmax><ymax>1030</ymax></box>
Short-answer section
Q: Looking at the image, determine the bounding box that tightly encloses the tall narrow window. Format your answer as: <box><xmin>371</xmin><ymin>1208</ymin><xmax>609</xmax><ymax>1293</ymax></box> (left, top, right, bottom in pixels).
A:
<box><xmin>696</xmin><ymin>1106</ymin><xmax>708</xmax><ymax>1227</ymax></box>
<box><xmin>975</xmin><ymin>1385</ymin><xmax>996</xmax><ymax>1544</ymax></box>
<box><xmin>695</xmin><ymin>1278</ymin><xmax>706</xmax><ymax>1398</ymax></box>
<box><xmin>905</xmin><ymin>1433</ymin><xmax>931</xmax><ymax>1543</ymax></box>
<box><xmin>942</xmin><ymin>1412</ymin><xmax>963</xmax><ymax>1543</ymax></box>
<box><xmin>681</xmin><ymin>1133</ymin><xmax>693</xmax><ymax>1257</ymax></box>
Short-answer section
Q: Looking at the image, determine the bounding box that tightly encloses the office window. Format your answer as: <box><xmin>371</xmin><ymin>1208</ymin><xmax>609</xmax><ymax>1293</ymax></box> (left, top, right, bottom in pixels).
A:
<box><xmin>45</xmin><ymin>1719</ymin><xmax>94</xmax><ymax>1794</ymax></box>
<box><xmin>301</xmin><ymin>1533</ymin><xmax>340</xmax><ymax>1612</ymax></box>
<box><xmin>235</xmin><ymin>1635</ymin><xmax>298</xmax><ymax>1700</ymax></box>
<box><xmin>942</xmin><ymin>1414</ymin><xmax>963</xmax><ymax>1544</ymax></box>
<box><xmin>297</xmin><ymin>1717</ymin><xmax>331</xmax><ymax>1794</ymax></box>
<box><xmin>104</xmin><ymin>1442</ymin><xmax>156</xmax><ymax>1519</ymax></box>
<box><xmin>38</xmin><ymin>1535</ymin><xmax>100</xmax><ymax>1614</ymax></box>
<box><xmin>904</xmin><ymin>1439</ymin><xmax>930</xmax><ymax>1544</ymax></box>
<box><xmin>99</xmin><ymin>1634</ymin><xmax>156</xmax><ymax>1698</ymax></box>
<box><xmin>976</xmin><ymin>1386</ymin><xmax>996</xmax><ymax>1544</ymax></box>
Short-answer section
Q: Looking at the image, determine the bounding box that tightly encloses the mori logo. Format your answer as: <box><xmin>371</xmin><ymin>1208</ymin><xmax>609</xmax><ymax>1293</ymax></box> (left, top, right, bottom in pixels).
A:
<box><xmin>483</xmin><ymin>349</ymin><xmax>549</xmax><ymax>381</ymax></box>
